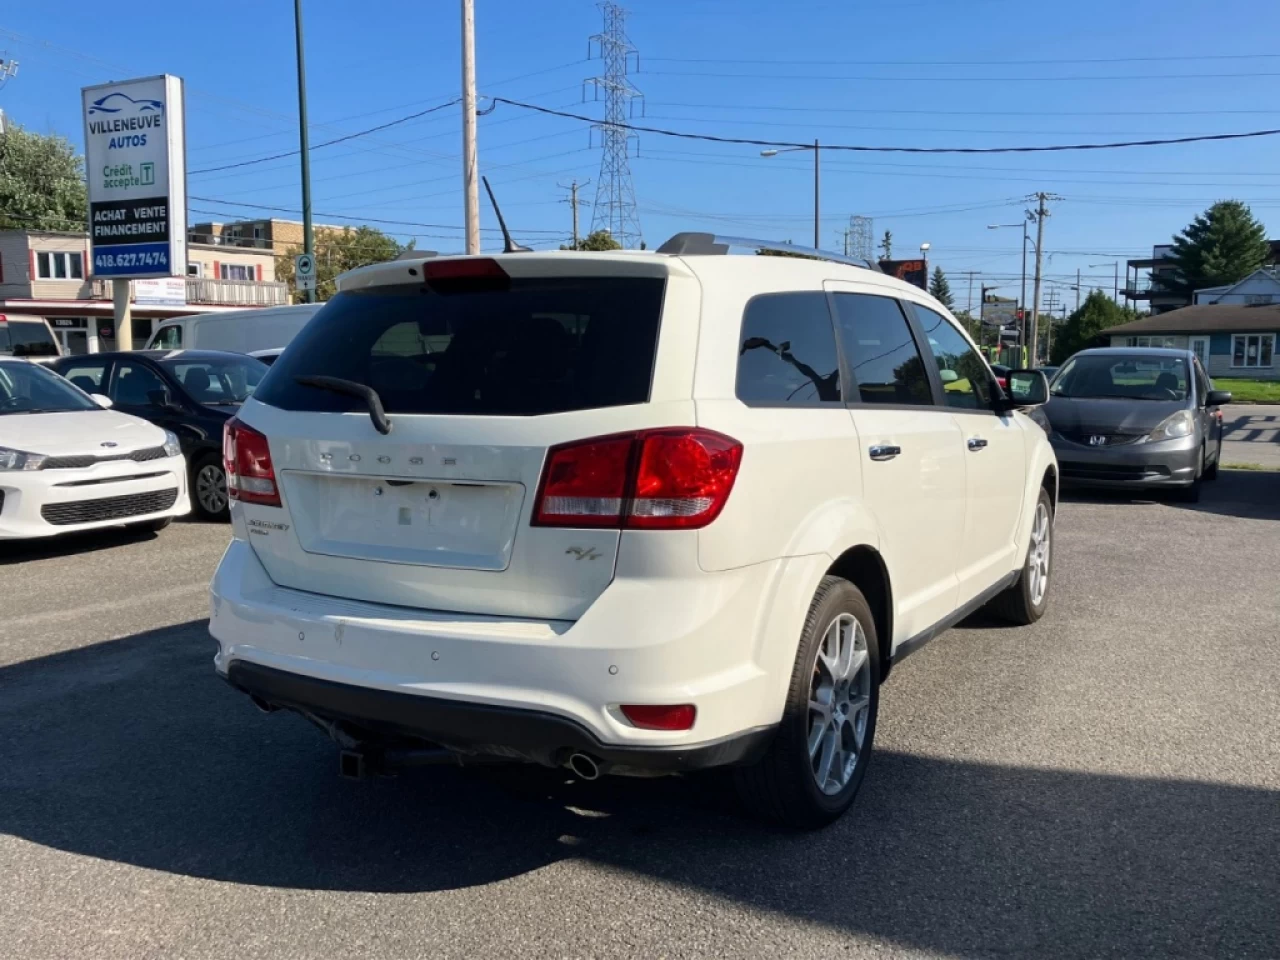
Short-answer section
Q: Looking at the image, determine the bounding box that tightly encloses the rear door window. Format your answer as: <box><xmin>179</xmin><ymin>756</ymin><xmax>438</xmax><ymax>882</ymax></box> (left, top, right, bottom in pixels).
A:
<box><xmin>736</xmin><ymin>292</ymin><xmax>842</xmax><ymax>405</ymax></box>
<box><xmin>254</xmin><ymin>277</ymin><xmax>665</xmax><ymax>416</ymax></box>
<box><xmin>831</xmin><ymin>294</ymin><xmax>934</xmax><ymax>406</ymax></box>
<box><xmin>59</xmin><ymin>362</ymin><xmax>109</xmax><ymax>395</ymax></box>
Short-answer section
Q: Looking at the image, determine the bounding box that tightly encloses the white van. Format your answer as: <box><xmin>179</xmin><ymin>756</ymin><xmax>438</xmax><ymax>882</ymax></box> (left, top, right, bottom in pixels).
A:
<box><xmin>146</xmin><ymin>303</ymin><xmax>323</xmax><ymax>354</ymax></box>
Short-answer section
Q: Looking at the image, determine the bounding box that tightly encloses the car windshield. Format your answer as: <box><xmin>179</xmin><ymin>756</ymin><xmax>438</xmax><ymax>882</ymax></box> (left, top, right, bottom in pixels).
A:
<box><xmin>0</xmin><ymin>319</ymin><xmax>60</xmax><ymax>358</ymax></box>
<box><xmin>0</xmin><ymin>359</ymin><xmax>100</xmax><ymax>414</ymax></box>
<box><xmin>159</xmin><ymin>355</ymin><xmax>268</xmax><ymax>405</ymax></box>
<box><xmin>1051</xmin><ymin>354</ymin><xmax>1189</xmax><ymax>401</ymax></box>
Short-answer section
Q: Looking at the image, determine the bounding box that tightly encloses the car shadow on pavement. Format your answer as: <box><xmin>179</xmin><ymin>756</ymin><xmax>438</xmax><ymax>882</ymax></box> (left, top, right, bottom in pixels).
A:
<box><xmin>2</xmin><ymin>620</ymin><xmax>1277</xmax><ymax>958</ymax></box>
<box><xmin>1061</xmin><ymin>469</ymin><xmax>1280</xmax><ymax>522</ymax></box>
<box><xmin>0</xmin><ymin>524</ymin><xmax>161</xmax><ymax>566</ymax></box>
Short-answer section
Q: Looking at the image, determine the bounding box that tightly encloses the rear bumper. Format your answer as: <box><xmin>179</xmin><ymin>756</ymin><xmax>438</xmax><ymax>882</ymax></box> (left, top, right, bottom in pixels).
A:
<box><xmin>210</xmin><ymin>537</ymin><xmax>811</xmax><ymax>767</ymax></box>
<box><xmin>224</xmin><ymin>660</ymin><xmax>774</xmax><ymax>771</ymax></box>
<box><xmin>1052</xmin><ymin>436</ymin><xmax>1200</xmax><ymax>488</ymax></box>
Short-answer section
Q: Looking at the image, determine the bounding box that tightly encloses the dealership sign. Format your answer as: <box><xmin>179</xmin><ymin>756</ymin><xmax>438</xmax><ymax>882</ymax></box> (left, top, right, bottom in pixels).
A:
<box><xmin>81</xmin><ymin>75</ymin><xmax>186</xmax><ymax>280</ymax></box>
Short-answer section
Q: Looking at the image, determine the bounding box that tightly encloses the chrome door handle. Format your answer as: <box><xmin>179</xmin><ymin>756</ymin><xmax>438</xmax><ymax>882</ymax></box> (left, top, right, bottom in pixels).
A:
<box><xmin>967</xmin><ymin>437</ymin><xmax>989</xmax><ymax>451</ymax></box>
<box><xmin>869</xmin><ymin>444</ymin><xmax>901</xmax><ymax>461</ymax></box>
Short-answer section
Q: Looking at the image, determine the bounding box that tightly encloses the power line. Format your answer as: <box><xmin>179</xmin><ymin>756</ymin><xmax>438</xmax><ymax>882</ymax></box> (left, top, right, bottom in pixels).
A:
<box><xmin>644</xmin><ymin>68</ymin><xmax>1280</xmax><ymax>83</ymax></box>
<box><xmin>189</xmin><ymin>99</ymin><xmax>461</xmax><ymax>175</ymax></box>
<box><xmin>645</xmin><ymin>52</ymin><xmax>1280</xmax><ymax>66</ymax></box>
<box><xmin>646</xmin><ymin>100</ymin><xmax>1280</xmax><ymax>118</ymax></box>
<box><xmin>491</xmin><ymin>98</ymin><xmax>1280</xmax><ymax>154</ymax></box>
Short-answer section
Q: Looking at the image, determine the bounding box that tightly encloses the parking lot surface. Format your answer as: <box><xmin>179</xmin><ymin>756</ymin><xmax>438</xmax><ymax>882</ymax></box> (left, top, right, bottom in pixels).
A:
<box><xmin>1221</xmin><ymin>403</ymin><xmax>1280</xmax><ymax>469</ymax></box>
<box><xmin>2</xmin><ymin>474</ymin><xmax>1278</xmax><ymax>959</ymax></box>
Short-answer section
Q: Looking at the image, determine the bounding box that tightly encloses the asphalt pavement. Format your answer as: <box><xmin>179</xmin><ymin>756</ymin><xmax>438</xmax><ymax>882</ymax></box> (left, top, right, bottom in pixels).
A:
<box><xmin>1</xmin><ymin>475</ymin><xmax>1278</xmax><ymax>960</ymax></box>
<box><xmin>1221</xmin><ymin>403</ymin><xmax>1280</xmax><ymax>469</ymax></box>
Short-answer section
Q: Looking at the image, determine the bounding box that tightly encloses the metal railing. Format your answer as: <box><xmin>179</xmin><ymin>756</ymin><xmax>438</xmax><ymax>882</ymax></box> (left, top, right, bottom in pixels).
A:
<box><xmin>86</xmin><ymin>276</ymin><xmax>289</xmax><ymax>306</ymax></box>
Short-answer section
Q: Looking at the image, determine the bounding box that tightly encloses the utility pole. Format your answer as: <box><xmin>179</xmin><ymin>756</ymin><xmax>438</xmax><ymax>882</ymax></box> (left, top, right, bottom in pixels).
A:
<box><xmin>1076</xmin><ymin>268</ymin><xmax>1081</xmax><ymax>312</ymax></box>
<box><xmin>812</xmin><ymin>139</ymin><xmax>820</xmax><ymax>249</ymax></box>
<box><xmin>962</xmin><ymin>270</ymin><xmax>981</xmax><ymax>318</ymax></box>
<box><xmin>461</xmin><ymin>0</ymin><xmax>480</xmax><ymax>254</ymax></box>
<box><xmin>293</xmin><ymin>0</ymin><xmax>315</xmax><ymax>302</ymax></box>
<box><xmin>588</xmin><ymin>3</ymin><xmax>644</xmax><ymax>248</ymax></box>
<box><xmin>1028</xmin><ymin>192</ymin><xmax>1053</xmax><ymax>365</ymax></box>
<box><xmin>560</xmin><ymin>179</ymin><xmax>590</xmax><ymax>248</ymax></box>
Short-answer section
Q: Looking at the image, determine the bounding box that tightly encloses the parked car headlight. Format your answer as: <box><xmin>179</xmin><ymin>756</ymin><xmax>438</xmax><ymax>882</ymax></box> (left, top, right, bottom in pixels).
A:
<box><xmin>162</xmin><ymin>430</ymin><xmax>182</xmax><ymax>458</ymax></box>
<box><xmin>0</xmin><ymin>446</ymin><xmax>46</xmax><ymax>471</ymax></box>
<box><xmin>1144</xmin><ymin>410</ymin><xmax>1194</xmax><ymax>442</ymax></box>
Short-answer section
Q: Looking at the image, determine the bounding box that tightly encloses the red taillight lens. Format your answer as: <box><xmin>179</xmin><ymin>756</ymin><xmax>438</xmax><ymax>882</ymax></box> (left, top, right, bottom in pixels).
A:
<box><xmin>223</xmin><ymin>417</ymin><xmax>281</xmax><ymax>507</ymax></box>
<box><xmin>620</xmin><ymin>704</ymin><xmax>697</xmax><ymax>731</ymax></box>
<box><xmin>531</xmin><ymin>429</ymin><xmax>742</xmax><ymax>530</ymax></box>
<box><xmin>629</xmin><ymin>429</ymin><xmax>743</xmax><ymax>529</ymax></box>
<box><xmin>533</xmin><ymin>435</ymin><xmax>634</xmax><ymax>527</ymax></box>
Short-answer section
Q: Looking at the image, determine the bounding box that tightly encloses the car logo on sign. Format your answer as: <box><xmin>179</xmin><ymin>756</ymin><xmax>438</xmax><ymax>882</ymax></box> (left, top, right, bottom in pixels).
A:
<box><xmin>100</xmin><ymin>441</ymin><xmax>119</xmax><ymax>448</ymax></box>
<box><xmin>1088</xmin><ymin>435</ymin><xmax>1107</xmax><ymax>446</ymax></box>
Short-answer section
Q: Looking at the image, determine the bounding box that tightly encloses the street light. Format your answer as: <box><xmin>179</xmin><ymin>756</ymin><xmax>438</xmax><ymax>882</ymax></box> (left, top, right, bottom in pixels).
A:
<box><xmin>1090</xmin><ymin>261</ymin><xmax>1120</xmax><ymax>302</ymax></box>
<box><xmin>760</xmin><ymin>139</ymin><xmax>820</xmax><ymax>249</ymax></box>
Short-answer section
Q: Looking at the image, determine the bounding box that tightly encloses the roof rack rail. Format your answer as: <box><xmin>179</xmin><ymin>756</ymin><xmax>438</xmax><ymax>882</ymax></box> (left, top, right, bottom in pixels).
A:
<box><xmin>655</xmin><ymin>232</ymin><xmax>881</xmax><ymax>272</ymax></box>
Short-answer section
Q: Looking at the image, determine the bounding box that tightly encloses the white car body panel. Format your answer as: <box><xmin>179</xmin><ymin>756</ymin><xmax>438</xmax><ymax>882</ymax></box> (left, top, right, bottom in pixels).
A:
<box><xmin>209</xmin><ymin>249</ymin><xmax>1056</xmax><ymax>758</ymax></box>
<box><xmin>0</xmin><ymin>409</ymin><xmax>189</xmax><ymax>539</ymax></box>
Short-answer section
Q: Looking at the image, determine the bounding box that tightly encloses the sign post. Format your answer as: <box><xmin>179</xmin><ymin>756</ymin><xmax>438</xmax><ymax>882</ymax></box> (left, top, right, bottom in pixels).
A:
<box><xmin>294</xmin><ymin>253</ymin><xmax>316</xmax><ymax>296</ymax></box>
<box><xmin>82</xmin><ymin>75</ymin><xmax>186</xmax><ymax>350</ymax></box>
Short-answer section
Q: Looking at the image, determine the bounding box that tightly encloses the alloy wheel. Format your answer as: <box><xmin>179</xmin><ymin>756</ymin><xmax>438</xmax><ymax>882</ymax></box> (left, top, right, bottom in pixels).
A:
<box><xmin>808</xmin><ymin>613</ymin><xmax>872</xmax><ymax>796</ymax></box>
<box><xmin>1027</xmin><ymin>501</ymin><xmax>1051</xmax><ymax>607</ymax></box>
<box><xmin>197</xmin><ymin>463</ymin><xmax>228</xmax><ymax>515</ymax></box>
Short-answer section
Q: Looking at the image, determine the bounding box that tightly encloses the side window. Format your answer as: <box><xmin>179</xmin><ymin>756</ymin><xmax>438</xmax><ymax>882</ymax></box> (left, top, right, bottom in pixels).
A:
<box><xmin>111</xmin><ymin>361</ymin><xmax>168</xmax><ymax>407</ymax></box>
<box><xmin>153</xmin><ymin>324</ymin><xmax>182</xmax><ymax>349</ymax></box>
<box><xmin>831</xmin><ymin>293</ymin><xmax>933</xmax><ymax>406</ymax></box>
<box><xmin>736</xmin><ymin>292</ymin><xmax>842</xmax><ymax>406</ymax></box>
<box><xmin>59</xmin><ymin>363</ymin><xmax>108</xmax><ymax>396</ymax></box>
<box><xmin>913</xmin><ymin>306</ymin><xmax>993</xmax><ymax>410</ymax></box>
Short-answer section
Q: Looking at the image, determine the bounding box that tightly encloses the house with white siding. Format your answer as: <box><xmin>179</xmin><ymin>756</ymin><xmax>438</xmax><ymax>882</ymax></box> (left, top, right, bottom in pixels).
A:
<box><xmin>1192</xmin><ymin>268</ymin><xmax>1280</xmax><ymax>306</ymax></box>
<box><xmin>1103</xmin><ymin>303</ymin><xmax>1280</xmax><ymax>379</ymax></box>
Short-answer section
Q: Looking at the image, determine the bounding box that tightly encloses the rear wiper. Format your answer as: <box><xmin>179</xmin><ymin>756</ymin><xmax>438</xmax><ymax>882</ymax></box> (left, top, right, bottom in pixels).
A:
<box><xmin>294</xmin><ymin>376</ymin><xmax>392</xmax><ymax>435</ymax></box>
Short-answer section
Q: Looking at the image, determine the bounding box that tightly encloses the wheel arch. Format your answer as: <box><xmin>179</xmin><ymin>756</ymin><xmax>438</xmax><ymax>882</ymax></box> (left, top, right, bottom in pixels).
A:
<box><xmin>826</xmin><ymin>545</ymin><xmax>894</xmax><ymax>683</ymax></box>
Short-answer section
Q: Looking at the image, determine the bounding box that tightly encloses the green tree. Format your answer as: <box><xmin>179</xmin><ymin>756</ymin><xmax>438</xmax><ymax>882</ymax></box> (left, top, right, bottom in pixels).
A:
<box><xmin>278</xmin><ymin>225</ymin><xmax>407</xmax><ymax>301</ymax></box>
<box><xmin>929</xmin><ymin>266</ymin><xmax>954</xmax><ymax>310</ymax></box>
<box><xmin>1166</xmin><ymin>200</ymin><xmax>1270</xmax><ymax>299</ymax></box>
<box><xmin>1050</xmin><ymin>289</ymin><xmax>1135</xmax><ymax>364</ymax></box>
<box><xmin>0</xmin><ymin>124</ymin><xmax>88</xmax><ymax>231</ymax></box>
<box><xmin>879</xmin><ymin>229</ymin><xmax>893</xmax><ymax>259</ymax></box>
<box><xmin>561</xmin><ymin>229</ymin><xmax>622</xmax><ymax>251</ymax></box>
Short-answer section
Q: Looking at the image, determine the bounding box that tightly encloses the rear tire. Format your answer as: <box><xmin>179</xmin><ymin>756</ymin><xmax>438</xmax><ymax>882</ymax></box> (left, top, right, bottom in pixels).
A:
<box><xmin>985</xmin><ymin>488</ymin><xmax>1053</xmax><ymax>625</ymax></box>
<box><xmin>191</xmin><ymin>453</ymin><xmax>230</xmax><ymax>522</ymax></box>
<box><xmin>734</xmin><ymin>576</ymin><xmax>880</xmax><ymax>829</ymax></box>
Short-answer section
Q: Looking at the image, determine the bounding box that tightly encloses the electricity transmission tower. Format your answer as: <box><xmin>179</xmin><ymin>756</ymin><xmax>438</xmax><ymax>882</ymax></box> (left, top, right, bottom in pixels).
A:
<box><xmin>586</xmin><ymin>2</ymin><xmax>643</xmax><ymax>248</ymax></box>
<box><xmin>849</xmin><ymin>215</ymin><xmax>873</xmax><ymax>262</ymax></box>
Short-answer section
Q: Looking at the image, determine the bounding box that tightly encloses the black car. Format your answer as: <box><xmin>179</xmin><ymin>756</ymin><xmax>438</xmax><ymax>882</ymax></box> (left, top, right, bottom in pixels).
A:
<box><xmin>52</xmin><ymin>350</ymin><xmax>268</xmax><ymax>520</ymax></box>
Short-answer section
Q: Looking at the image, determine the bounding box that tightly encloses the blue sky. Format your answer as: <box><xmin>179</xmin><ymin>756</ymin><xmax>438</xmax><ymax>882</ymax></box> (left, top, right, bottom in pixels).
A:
<box><xmin>4</xmin><ymin>0</ymin><xmax>1280</xmax><ymax>311</ymax></box>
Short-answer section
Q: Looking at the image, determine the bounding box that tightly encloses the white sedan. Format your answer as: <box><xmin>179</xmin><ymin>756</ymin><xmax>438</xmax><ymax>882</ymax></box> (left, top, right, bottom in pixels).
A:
<box><xmin>0</xmin><ymin>359</ymin><xmax>190</xmax><ymax>539</ymax></box>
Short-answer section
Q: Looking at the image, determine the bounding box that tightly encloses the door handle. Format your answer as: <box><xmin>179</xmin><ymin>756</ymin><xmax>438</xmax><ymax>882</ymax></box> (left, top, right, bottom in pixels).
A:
<box><xmin>967</xmin><ymin>437</ymin><xmax>989</xmax><ymax>451</ymax></box>
<box><xmin>869</xmin><ymin>444</ymin><xmax>901</xmax><ymax>461</ymax></box>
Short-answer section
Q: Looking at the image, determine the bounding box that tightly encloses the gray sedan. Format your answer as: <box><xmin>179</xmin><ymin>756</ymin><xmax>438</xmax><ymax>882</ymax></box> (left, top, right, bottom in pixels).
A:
<box><xmin>1043</xmin><ymin>347</ymin><xmax>1231</xmax><ymax>501</ymax></box>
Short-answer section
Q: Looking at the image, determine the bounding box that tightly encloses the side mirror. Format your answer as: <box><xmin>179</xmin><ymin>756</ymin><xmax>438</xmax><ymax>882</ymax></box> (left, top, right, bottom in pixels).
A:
<box><xmin>1205</xmin><ymin>389</ymin><xmax>1232</xmax><ymax>407</ymax></box>
<box><xmin>90</xmin><ymin>393</ymin><xmax>114</xmax><ymax>409</ymax></box>
<box><xmin>1004</xmin><ymin>369</ymin><xmax>1049</xmax><ymax>407</ymax></box>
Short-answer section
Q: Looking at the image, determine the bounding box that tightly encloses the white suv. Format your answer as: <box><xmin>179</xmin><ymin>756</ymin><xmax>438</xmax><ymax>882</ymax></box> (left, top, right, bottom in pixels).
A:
<box><xmin>209</xmin><ymin>234</ymin><xmax>1056</xmax><ymax>828</ymax></box>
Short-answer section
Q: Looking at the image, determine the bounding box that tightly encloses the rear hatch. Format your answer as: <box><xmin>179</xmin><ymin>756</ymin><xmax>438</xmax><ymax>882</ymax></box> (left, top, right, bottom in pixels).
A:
<box><xmin>236</xmin><ymin>258</ymin><xmax>690</xmax><ymax>620</ymax></box>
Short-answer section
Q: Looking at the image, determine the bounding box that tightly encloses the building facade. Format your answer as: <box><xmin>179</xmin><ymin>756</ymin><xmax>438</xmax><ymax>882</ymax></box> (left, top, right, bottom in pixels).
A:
<box><xmin>188</xmin><ymin>218</ymin><xmax>345</xmax><ymax>251</ymax></box>
<box><xmin>1124</xmin><ymin>241</ymin><xmax>1280</xmax><ymax>316</ymax></box>
<box><xmin>1105</xmin><ymin>303</ymin><xmax>1279</xmax><ymax>379</ymax></box>
<box><xmin>1192</xmin><ymin>268</ymin><xmax>1280</xmax><ymax>306</ymax></box>
<box><xmin>0</xmin><ymin>229</ymin><xmax>284</xmax><ymax>354</ymax></box>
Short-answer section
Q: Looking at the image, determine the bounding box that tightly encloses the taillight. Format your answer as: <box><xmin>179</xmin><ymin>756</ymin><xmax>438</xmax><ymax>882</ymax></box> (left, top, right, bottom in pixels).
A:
<box><xmin>422</xmin><ymin>257</ymin><xmax>510</xmax><ymax>293</ymax></box>
<box><xmin>533</xmin><ymin>435</ymin><xmax>633</xmax><ymax>527</ymax></box>
<box><xmin>532</xmin><ymin>428</ymin><xmax>742</xmax><ymax>530</ymax></box>
<box><xmin>620</xmin><ymin>704</ymin><xmax>697</xmax><ymax>731</ymax></box>
<box><xmin>223</xmin><ymin>417</ymin><xmax>281</xmax><ymax>507</ymax></box>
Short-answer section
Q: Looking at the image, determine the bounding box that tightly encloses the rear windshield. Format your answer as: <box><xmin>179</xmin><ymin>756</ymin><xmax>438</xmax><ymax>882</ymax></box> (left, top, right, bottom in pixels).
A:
<box><xmin>0</xmin><ymin>320</ymin><xmax>59</xmax><ymax>357</ymax></box>
<box><xmin>254</xmin><ymin>277</ymin><xmax>665</xmax><ymax>416</ymax></box>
